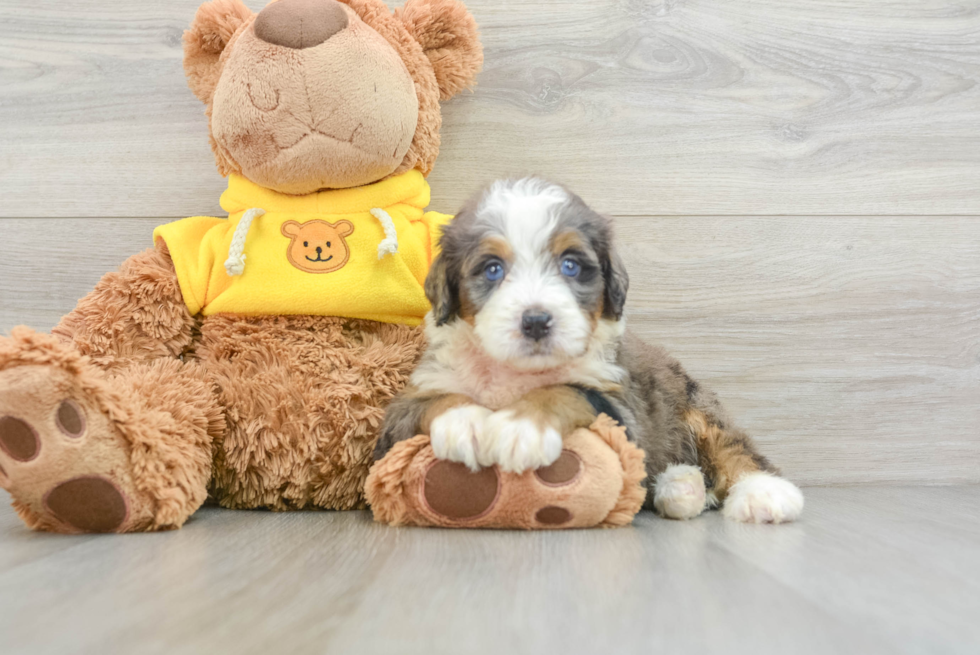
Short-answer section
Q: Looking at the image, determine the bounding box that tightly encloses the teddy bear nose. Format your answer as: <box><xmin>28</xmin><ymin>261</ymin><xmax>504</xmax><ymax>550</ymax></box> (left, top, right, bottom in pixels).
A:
<box><xmin>254</xmin><ymin>0</ymin><xmax>349</xmax><ymax>50</ymax></box>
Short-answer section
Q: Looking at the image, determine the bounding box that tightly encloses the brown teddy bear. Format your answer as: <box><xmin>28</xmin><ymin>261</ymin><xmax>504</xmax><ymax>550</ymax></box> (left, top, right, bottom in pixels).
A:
<box><xmin>0</xmin><ymin>0</ymin><xmax>484</xmax><ymax>533</ymax></box>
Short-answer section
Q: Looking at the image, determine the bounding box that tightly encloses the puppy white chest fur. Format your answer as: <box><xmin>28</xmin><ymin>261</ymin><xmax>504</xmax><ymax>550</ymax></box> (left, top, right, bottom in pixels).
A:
<box><xmin>412</xmin><ymin>318</ymin><xmax>626</xmax><ymax>409</ymax></box>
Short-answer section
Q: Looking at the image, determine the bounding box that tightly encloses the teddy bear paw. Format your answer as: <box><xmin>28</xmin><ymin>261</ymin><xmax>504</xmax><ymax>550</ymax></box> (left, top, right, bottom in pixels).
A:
<box><xmin>0</xmin><ymin>354</ymin><xmax>144</xmax><ymax>533</ymax></box>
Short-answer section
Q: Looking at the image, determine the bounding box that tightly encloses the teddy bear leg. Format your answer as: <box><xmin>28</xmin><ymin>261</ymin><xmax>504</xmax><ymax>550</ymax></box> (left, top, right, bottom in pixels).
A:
<box><xmin>199</xmin><ymin>316</ymin><xmax>424</xmax><ymax>511</ymax></box>
<box><xmin>51</xmin><ymin>243</ymin><xmax>195</xmax><ymax>373</ymax></box>
<box><xmin>0</xmin><ymin>330</ymin><xmax>221</xmax><ymax>533</ymax></box>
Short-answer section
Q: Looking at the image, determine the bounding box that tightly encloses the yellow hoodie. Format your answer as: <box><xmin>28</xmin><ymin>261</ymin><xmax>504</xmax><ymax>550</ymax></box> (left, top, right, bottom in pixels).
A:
<box><xmin>153</xmin><ymin>170</ymin><xmax>451</xmax><ymax>326</ymax></box>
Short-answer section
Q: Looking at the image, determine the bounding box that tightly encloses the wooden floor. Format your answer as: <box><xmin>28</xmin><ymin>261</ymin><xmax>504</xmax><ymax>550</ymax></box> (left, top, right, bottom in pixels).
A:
<box><xmin>0</xmin><ymin>486</ymin><xmax>977</xmax><ymax>655</ymax></box>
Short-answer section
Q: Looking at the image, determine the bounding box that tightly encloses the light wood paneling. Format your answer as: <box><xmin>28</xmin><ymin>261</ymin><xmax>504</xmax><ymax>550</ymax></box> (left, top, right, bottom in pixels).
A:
<box><xmin>2</xmin><ymin>216</ymin><xmax>977</xmax><ymax>486</ymax></box>
<box><xmin>1</xmin><ymin>488</ymin><xmax>979</xmax><ymax>654</ymax></box>
<box><xmin>618</xmin><ymin>215</ymin><xmax>980</xmax><ymax>486</ymax></box>
<box><xmin>1</xmin><ymin>0</ymin><xmax>979</xmax><ymax>217</ymax></box>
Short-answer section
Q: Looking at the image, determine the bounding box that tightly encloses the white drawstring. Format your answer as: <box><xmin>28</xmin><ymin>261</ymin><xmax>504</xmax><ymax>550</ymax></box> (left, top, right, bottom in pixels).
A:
<box><xmin>224</xmin><ymin>208</ymin><xmax>265</xmax><ymax>276</ymax></box>
<box><xmin>371</xmin><ymin>208</ymin><xmax>399</xmax><ymax>259</ymax></box>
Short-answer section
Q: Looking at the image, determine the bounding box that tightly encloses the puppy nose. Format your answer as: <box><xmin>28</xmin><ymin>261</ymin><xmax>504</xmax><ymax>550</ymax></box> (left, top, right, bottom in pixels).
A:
<box><xmin>254</xmin><ymin>0</ymin><xmax>349</xmax><ymax>50</ymax></box>
<box><xmin>521</xmin><ymin>310</ymin><xmax>552</xmax><ymax>341</ymax></box>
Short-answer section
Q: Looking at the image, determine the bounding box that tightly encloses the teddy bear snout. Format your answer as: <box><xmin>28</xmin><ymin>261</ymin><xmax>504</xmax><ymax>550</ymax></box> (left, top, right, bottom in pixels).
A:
<box><xmin>254</xmin><ymin>0</ymin><xmax>349</xmax><ymax>50</ymax></box>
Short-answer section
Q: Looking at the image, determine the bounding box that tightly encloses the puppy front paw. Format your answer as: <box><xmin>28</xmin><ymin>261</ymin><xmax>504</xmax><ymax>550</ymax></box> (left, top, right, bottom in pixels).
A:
<box><xmin>479</xmin><ymin>409</ymin><xmax>563</xmax><ymax>474</ymax></box>
<box><xmin>429</xmin><ymin>404</ymin><xmax>493</xmax><ymax>471</ymax></box>
<box><xmin>722</xmin><ymin>472</ymin><xmax>804</xmax><ymax>524</ymax></box>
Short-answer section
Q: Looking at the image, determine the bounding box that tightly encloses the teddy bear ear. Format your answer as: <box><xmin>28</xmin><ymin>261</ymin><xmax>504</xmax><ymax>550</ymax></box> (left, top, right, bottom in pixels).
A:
<box><xmin>395</xmin><ymin>0</ymin><xmax>484</xmax><ymax>101</ymax></box>
<box><xmin>281</xmin><ymin>221</ymin><xmax>301</xmax><ymax>238</ymax></box>
<box><xmin>183</xmin><ymin>0</ymin><xmax>254</xmax><ymax>103</ymax></box>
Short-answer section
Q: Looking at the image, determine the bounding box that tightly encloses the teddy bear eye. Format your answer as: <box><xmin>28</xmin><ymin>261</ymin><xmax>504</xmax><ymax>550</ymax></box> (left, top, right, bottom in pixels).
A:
<box><xmin>303</xmin><ymin>241</ymin><xmax>308</xmax><ymax>247</ymax></box>
<box><xmin>327</xmin><ymin>242</ymin><xmax>332</xmax><ymax>248</ymax></box>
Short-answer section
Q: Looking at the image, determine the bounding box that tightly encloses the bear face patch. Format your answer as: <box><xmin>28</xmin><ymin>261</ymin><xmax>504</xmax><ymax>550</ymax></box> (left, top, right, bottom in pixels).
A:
<box><xmin>281</xmin><ymin>219</ymin><xmax>354</xmax><ymax>274</ymax></box>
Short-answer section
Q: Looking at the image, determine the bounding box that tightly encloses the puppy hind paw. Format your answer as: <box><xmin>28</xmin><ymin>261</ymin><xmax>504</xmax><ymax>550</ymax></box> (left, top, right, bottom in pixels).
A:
<box><xmin>653</xmin><ymin>464</ymin><xmax>707</xmax><ymax>520</ymax></box>
<box><xmin>722</xmin><ymin>472</ymin><xmax>804</xmax><ymax>524</ymax></box>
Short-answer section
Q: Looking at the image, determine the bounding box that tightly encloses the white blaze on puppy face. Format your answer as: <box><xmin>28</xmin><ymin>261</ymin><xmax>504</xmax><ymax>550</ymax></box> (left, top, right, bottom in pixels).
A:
<box><xmin>471</xmin><ymin>180</ymin><xmax>594</xmax><ymax>369</ymax></box>
<box><xmin>416</xmin><ymin>177</ymin><xmax>628</xmax><ymax>406</ymax></box>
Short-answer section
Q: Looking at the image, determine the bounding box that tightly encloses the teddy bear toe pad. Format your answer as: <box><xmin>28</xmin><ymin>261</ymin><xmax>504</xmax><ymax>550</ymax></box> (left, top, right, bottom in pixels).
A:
<box><xmin>0</xmin><ymin>416</ymin><xmax>41</xmax><ymax>463</ymax></box>
<box><xmin>535</xmin><ymin>450</ymin><xmax>582</xmax><ymax>486</ymax></box>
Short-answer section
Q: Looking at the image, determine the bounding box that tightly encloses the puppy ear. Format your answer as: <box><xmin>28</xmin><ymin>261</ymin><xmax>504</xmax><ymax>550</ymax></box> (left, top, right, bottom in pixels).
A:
<box><xmin>396</xmin><ymin>0</ymin><xmax>483</xmax><ymax>100</ymax></box>
<box><xmin>602</xmin><ymin>249</ymin><xmax>629</xmax><ymax>320</ymax></box>
<box><xmin>183</xmin><ymin>0</ymin><xmax>253</xmax><ymax>103</ymax></box>
<box><xmin>424</xmin><ymin>253</ymin><xmax>461</xmax><ymax>326</ymax></box>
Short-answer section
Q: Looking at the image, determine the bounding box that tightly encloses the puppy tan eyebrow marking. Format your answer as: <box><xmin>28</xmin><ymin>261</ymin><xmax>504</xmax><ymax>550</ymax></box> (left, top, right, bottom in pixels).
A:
<box><xmin>550</xmin><ymin>231</ymin><xmax>588</xmax><ymax>259</ymax></box>
<box><xmin>468</xmin><ymin>235</ymin><xmax>513</xmax><ymax>269</ymax></box>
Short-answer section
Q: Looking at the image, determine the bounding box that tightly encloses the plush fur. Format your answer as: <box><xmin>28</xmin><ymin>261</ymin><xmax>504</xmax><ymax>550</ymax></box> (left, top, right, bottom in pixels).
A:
<box><xmin>0</xmin><ymin>0</ymin><xmax>481</xmax><ymax>533</ymax></box>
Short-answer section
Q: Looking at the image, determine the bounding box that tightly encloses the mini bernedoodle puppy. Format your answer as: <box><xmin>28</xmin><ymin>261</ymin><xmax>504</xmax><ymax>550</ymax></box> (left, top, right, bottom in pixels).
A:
<box><xmin>374</xmin><ymin>178</ymin><xmax>804</xmax><ymax>523</ymax></box>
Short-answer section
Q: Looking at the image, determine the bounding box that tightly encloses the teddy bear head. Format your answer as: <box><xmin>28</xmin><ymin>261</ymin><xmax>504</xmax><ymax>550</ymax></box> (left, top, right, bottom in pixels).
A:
<box><xmin>183</xmin><ymin>0</ymin><xmax>482</xmax><ymax>195</ymax></box>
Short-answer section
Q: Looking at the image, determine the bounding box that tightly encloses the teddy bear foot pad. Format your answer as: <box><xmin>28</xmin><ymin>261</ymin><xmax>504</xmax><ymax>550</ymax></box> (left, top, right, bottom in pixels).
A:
<box><xmin>423</xmin><ymin>449</ymin><xmax>585</xmax><ymax>526</ymax></box>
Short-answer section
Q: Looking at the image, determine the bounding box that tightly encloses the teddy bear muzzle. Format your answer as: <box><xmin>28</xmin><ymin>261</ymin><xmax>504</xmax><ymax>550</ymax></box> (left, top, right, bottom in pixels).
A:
<box><xmin>254</xmin><ymin>0</ymin><xmax>349</xmax><ymax>50</ymax></box>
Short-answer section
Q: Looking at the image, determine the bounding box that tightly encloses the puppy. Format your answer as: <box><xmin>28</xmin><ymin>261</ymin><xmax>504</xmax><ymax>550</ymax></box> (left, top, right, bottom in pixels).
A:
<box><xmin>374</xmin><ymin>179</ymin><xmax>804</xmax><ymax>523</ymax></box>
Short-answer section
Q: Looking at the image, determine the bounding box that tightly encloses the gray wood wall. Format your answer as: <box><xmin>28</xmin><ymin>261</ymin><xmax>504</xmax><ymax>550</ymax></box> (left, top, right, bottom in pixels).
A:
<box><xmin>1</xmin><ymin>0</ymin><xmax>978</xmax><ymax>485</ymax></box>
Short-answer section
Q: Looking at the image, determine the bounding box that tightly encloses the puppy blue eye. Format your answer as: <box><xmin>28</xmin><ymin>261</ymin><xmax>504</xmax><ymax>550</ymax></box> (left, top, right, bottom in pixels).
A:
<box><xmin>561</xmin><ymin>259</ymin><xmax>581</xmax><ymax>277</ymax></box>
<box><xmin>485</xmin><ymin>262</ymin><xmax>504</xmax><ymax>281</ymax></box>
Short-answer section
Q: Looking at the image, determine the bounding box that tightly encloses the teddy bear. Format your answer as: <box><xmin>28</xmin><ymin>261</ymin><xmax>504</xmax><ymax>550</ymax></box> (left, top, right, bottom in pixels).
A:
<box><xmin>0</xmin><ymin>0</ymin><xmax>485</xmax><ymax>533</ymax></box>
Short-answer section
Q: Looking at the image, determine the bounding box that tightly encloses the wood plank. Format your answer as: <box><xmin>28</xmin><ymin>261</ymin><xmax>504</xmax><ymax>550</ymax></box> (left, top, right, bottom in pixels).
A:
<box><xmin>0</xmin><ymin>488</ymin><xmax>978</xmax><ymax>654</ymax></box>
<box><xmin>618</xmin><ymin>215</ymin><xmax>980</xmax><ymax>486</ymax></box>
<box><xmin>2</xmin><ymin>1</ymin><xmax>980</xmax><ymax>217</ymax></box>
<box><xmin>1</xmin><ymin>215</ymin><xmax>977</xmax><ymax>486</ymax></box>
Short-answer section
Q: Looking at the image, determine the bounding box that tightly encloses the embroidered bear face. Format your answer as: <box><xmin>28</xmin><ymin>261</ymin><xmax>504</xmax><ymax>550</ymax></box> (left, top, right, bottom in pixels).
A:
<box><xmin>281</xmin><ymin>219</ymin><xmax>354</xmax><ymax>273</ymax></box>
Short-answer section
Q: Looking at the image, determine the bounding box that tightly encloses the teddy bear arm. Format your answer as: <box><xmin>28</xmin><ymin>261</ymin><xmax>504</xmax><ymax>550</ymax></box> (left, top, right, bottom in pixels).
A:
<box><xmin>366</xmin><ymin>415</ymin><xmax>647</xmax><ymax>529</ymax></box>
<box><xmin>51</xmin><ymin>245</ymin><xmax>196</xmax><ymax>373</ymax></box>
